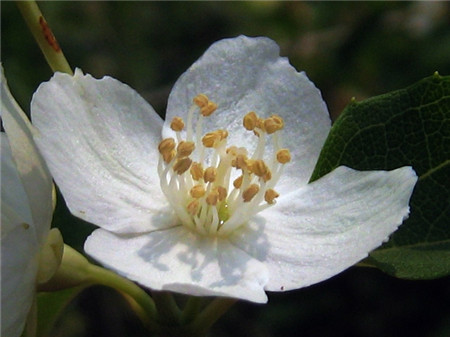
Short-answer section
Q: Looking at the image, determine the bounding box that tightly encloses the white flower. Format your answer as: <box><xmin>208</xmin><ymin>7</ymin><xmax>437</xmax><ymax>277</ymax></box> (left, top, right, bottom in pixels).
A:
<box><xmin>1</xmin><ymin>68</ymin><xmax>62</xmax><ymax>337</ymax></box>
<box><xmin>31</xmin><ymin>36</ymin><xmax>417</xmax><ymax>303</ymax></box>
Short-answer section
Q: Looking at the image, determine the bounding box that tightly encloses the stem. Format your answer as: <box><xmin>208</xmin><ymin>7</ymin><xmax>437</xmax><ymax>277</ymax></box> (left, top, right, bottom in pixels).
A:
<box><xmin>39</xmin><ymin>245</ymin><xmax>160</xmax><ymax>330</ymax></box>
<box><xmin>86</xmin><ymin>264</ymin><xmax>159</xmax><ymax>329</ymax></box>
<box><xmin>152</xmin><ymin>291</ymin><xmax>182</xmax><ymax>326</ymax></box>
<box><xmin>181</xmin><ymin>296</ymin><xmax>206</xmax><ymax>324</ymax></box>
<box><xmin>16</xmin><ymin>1</ymin><xmax>73</xmax><ymax>74</ymax></box>
<box><xmin>190</xmin><ymin>298</ymin><xmax>237</xmax><ymax>333</ymax></box>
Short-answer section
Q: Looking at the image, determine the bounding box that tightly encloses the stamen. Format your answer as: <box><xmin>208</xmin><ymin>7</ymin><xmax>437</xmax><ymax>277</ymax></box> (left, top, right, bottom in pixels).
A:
<box><xmin>209</xmin><ymin>206</ymin><xmax>220</xmax><ymax>233</ymax></box>
<box><xmin>158</xmin><ymin>138</ymin><xmax>176</xmax><ymax>163</ymax></box>
<box><xmin>170</xmin><ymin>117</ymin><xmax>185</xmax><ymax>132</ymax></box>
<box><xmin>173</xmin><ymin>157</ymin><xmax>192</xmax><ymax>175</ymax></box>
<box><xmin>245</xmin><ymin>159</ymin><xmax>255</xmax><ymax>173</ymax></box>
<box><xmin>158</xmin><ymin>93</ymin><xmax>290</xmax><ymax>238</ymax></box>
<box><xmin>243</xmin><ymin>111</ymin><xmax>258</xmax><ymax>131</ymax></box>
<box><xmin>262</xmin><ymin>170</ymin><xmax>272</xmax><ymax>183</ymax></box>
<box><xmin>256</xmin><ymin>117</ymin><xmax>266</xmax><ymax>132</ymax></box>
<box><xmin>233</xmin><ymin>154</ymin><xmax>249</xmax><ymax>170</ymax></box>
<box><xmin>264</xmin><ymin>114</ymin><xmax>284</xmax><ymax>134</ymax></box>
<box><xmin>177</xmin><ymin>141</ymin><xmax>195</xmax><ymax>158</ymax></box>
<box><xmin>251</xmin><ymin>127</ymin><xmax>266</xmax><ymax>159</ymax></box>
<box><xmin>193</xmin><ymin>94</ymin><xmax>218</xmax><ymax>117</ymax></box>
<box><xmin>226</xmin><ymin>146</ymin><xmax>238</xmax><ymax>156</ymax></box>
<box><xmin>158</xmin><ymin>138</ymin><xmax>176</xmax><ymax>153</ymax></box>
<box><xmin>190</xmin><ymin>185</ymin><xmax>206</xmax><ymax>198</ymax></box>
<box><xmin>214</xmin><ymin>160</ymin><xmax>228</xmax><ymax>188</ymax></box>
<box><xmin>276</xmin><ymin>149</ymin><xmax>291</xmax><ymax>164</ymax></box>
<box><xmin>202</xmin><ymin>132</ymin><xmax>219</xmax><ymax>148</ymax></box>
<box><xmin>202</xmin><ymin>129</ymin><xmax>227</xmax><ymax>148</ymax></box>
<box><xmin>163</xmin><ymin>151</ymin><xmax>176</xmax><ymax>164</ymax></box>
<box><xmin>193</xmin><ymin>213</ymin><xmax>208</xmax><ymax>235</ymax></box>
<box><xmin>186</xmin><ymin>105</ymin><xmax>197</xmax><ymax>141</ymax></box>
<box><xmin>233</xmin><ymin>175</ymin><xmax>243</xmax><ymax>189</ymax></box>
<box><xmin>190</xmin><ymin>162</ymin><xmax>204</xmax><ymax>181</ymax></box>
<box><xmin>204</xmin><ymin>167</ymin><xmax>217</xmax><ymax>183</ymax></box>
<box><xmin>193</xmin><ymin>94</ymin><xmax>209</xmax><ymax>108</ymax></box>
<box><xmin>264</xmin><ymin>189</ymin><xmax>279</xmax><ymax>204</ymax></box>
<box><xmin>271</xmin><ymin>114</ymin><xmax>284</xmax><ymax>127</ymax></box>
<box><xmin>250</xmin><ymin>159</ymin><xmax>270</xmax><ymax>179</ymax></box>
<box><xmin>201</xmin><ymin>101</ymin><xmax>218</xmax><ymax>117</ymax></box>
<box><xmin>217</xmin><ymin>129</ymin><xmax>228</xmax><ymax>141</ymax></box>
<box><xmin>206</xmin><ymin>190</ymin><xmax>219</xmax><ymax>206</ymax></box>
<box><xmin>216</xmin><ymin>186</ymin><xmax>227</xmax><ymax>201</ymax></box>
<box><xmin>228</xmin><ymin>146</ymin><xmax>247</xmax><ymax>157</ymax></box>
<box><xmin>242</xmin><ymin>184</ymin><xmax>260</xmax><ymax>202</ymax></box>
<box><xmin>187</xmin><ymin>200</ymin><xmax>200</xmax><ymax>215</ymax></box>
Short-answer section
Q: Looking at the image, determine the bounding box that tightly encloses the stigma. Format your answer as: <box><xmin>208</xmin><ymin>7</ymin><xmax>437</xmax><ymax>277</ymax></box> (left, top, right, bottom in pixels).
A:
<box><xmin>158</xmin><ymin>94</ymin><xmax>290</xmax><ymax>237</ymax></box>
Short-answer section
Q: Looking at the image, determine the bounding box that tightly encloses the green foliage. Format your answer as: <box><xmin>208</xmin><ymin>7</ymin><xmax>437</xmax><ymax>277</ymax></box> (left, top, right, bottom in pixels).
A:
<box><xmin>311</xmin><ymin>73</ymin><xmax>450</xmax><ymax>279</ymax></box>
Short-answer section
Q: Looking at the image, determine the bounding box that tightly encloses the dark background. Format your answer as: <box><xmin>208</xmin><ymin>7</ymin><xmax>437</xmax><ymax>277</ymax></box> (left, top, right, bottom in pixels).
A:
<box><xmin>2</xmin><ymin>2</ymin><xmax>449</xmax><ymax>336</ymax></box>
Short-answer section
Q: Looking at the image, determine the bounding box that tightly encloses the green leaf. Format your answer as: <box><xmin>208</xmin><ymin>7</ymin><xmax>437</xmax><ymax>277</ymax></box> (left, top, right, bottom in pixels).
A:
<box><xmin>310</xmin><ymin>73</ymin><xmax>450</xmax><ymax>279</ymax></box>
<box><xmin>36</xmin><ymin>286</ymin><xmax>86</xmax><ymax>337</ymax></box>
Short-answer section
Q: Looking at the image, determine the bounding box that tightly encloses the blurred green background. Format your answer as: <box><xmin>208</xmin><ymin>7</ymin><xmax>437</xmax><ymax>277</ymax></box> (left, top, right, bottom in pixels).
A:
<box><xmin>2</xmin><ymin>1</ymin><xmax>450</xmax><ymax>337</ymax></box>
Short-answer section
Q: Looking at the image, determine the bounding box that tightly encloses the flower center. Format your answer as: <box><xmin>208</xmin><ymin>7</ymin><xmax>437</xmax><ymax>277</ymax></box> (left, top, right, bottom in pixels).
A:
<box><xmin>158</xmin><ymin>94</ymin><xmax>291</xmax><ymax>237</ymax></box>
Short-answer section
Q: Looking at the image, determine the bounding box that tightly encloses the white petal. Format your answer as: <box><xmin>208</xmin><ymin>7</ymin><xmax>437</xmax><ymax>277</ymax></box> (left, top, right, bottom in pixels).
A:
<box><xmin>85</xmin><ymin>227</ymin><xmax>269</xmax><ymax>303</ymax></box>
<box><xmin>230</xmin><ymin>166</ymin><xmax>417</xmax><ymax>292</ymax></box>
<box><xmin>31</xmin><ymin>69</ymin><xmax>170</xmax><ymax>233</ymax></box>
<box><xmin>164</xmin><ymin>36</ymin><xmax>330</xmax><ymax>190</ymax></box>
<box><xmin>1</xmin><ymin>225</ymin><xmax>38</xmax><ymax>337</ymax></box>
<box><xmin>1</xmin><ymin>137</ymin><xmax>40</xmax><ymax>337</ymax></box>
<box><xmin>1</xmin><ymin>135</ymin><xmax>34</xmax><ymax>237</ymax></box>
<box><xmin>1</xmin><ymin>66</ymin><xmax>53</xmax><ymax>244</ymax></box>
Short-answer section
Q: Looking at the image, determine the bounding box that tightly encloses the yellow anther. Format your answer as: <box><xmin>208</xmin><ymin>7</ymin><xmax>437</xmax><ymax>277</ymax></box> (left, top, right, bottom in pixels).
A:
<box><xmin>170</xmin><ymin>117</ymin><xmax>185</xmax><ymax>132</ymax></box>
<box><xmin>264</xmin><ymin>115</ymin><xmax>284</xmax><ymax>134</ymax></box>
<box><xmin>206</xmin><ymin>190</ymin><xmax>219</xmax><ymax>206</ymax></box>
<box><xmin>242</xmin><ymin>184</ymin><xmax>260</xmax><ymax>202</ymax></box>
<box><xmin>173</xmin><ymin>157</ymin><xmax>192</xmax><ymax>175</ymax></box>
<box><xmin>245</xmin><ymin>159</ymin><xmax>255</xmax><ymax>173</ymax></box>
<box><xmin>190</xmin><ymin>162</ymin><xmax>204</xmax><ymax>181</ymax></box>
<box><xmin>201</xmin><ymin>101</ymin><xmax>218</xmax><ymax>117</ymax></box>
<box><xmin>262</xmin><ymin>170</ymin><xmax>272</xmax><ymax>183</ymax></box>
<box><xmin>204</xmin><ymin>167</ymin><xmax>217</xmax><ymax>183</ymax></box>
<box><xmin>202</xmin><ymin>130</ymin><xmax>226</xmax><ymax>148</ymax></box>
<box><xmin>187</xmin><ymin>200</ymin><xmax>200</xmax><ymax>215</ymax></box>
<box><xmin>233</xmin><ymin>175</ymin><xmax>243</xmax><ymax>189</ymax></box>
<box><xmin>217</xmin><ymin>129</ymin><xmax>228</xmax><ymax>140</ymax></box>
<box><xmin>233</xmin><ymin>154</ymin><xmax>249</xmax><ymax>170</ymax></box>
<box><xmin>158</xmin><ymin>138</ymin><xmax>176</xmax><ymax>163</ymax></box>
<box><xmin>202</xmin><ymin>132</ymin><xmax>219</xmax><ymax>148</ymax></box>
<box><xmin>190</xmin><ymin>185</ymin><xmax>206</xmax><ymax>198</ymax></box>
<box><xmin>276</xmin><ymin>149</ymin><xmax>291</xmax><ymax>164</ymax></box>
<box><xmin>158</xmin><ymin>138</ymin><xmax>176</xmax><ymax>153</ymax></box>
<box><xmin>243</xmin><ymin>111</ymin><xmax>258</xmax><ymax>131</ymax></box>
<box><xmin>177</xmin><ymin>141</ymin><xmax>195</xmax><ymax>157</ymax></box>
<box><xmin>250</xmin><ymin>160</ymin><xmax>269</xmax><ymax>178</ymax></box>
<box><xmin>226</xmin><ymin>146</ymin><xmax>238</xmax><ymax>156</ymax></box>
<box><xmin>163</xmin><ymin>150</ymin><xmax>176</xmax><ymax>163</ymax></box>
<box><xmin>264</xmin><ymin>189</ymin><xmax>279</xmax><ymax>204</ymax></box>
<box><xmin>256</xmin><ymin>118</ymin><xmax>266</xmax><ymax>132</ymax></box>
<box><xmin>271</xmin><ymin>114</ymin><xmax>284</xmax><ymax>127</ymax></box>
<box><xmin>216</xmin><ymin>186</ymin><xmax>227</xmax><ymax>201</ymax></box>
<box><xmin>193</xmin><ymin>94</ymin><xmax>209</xmax><ymax>108</ymax></box>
